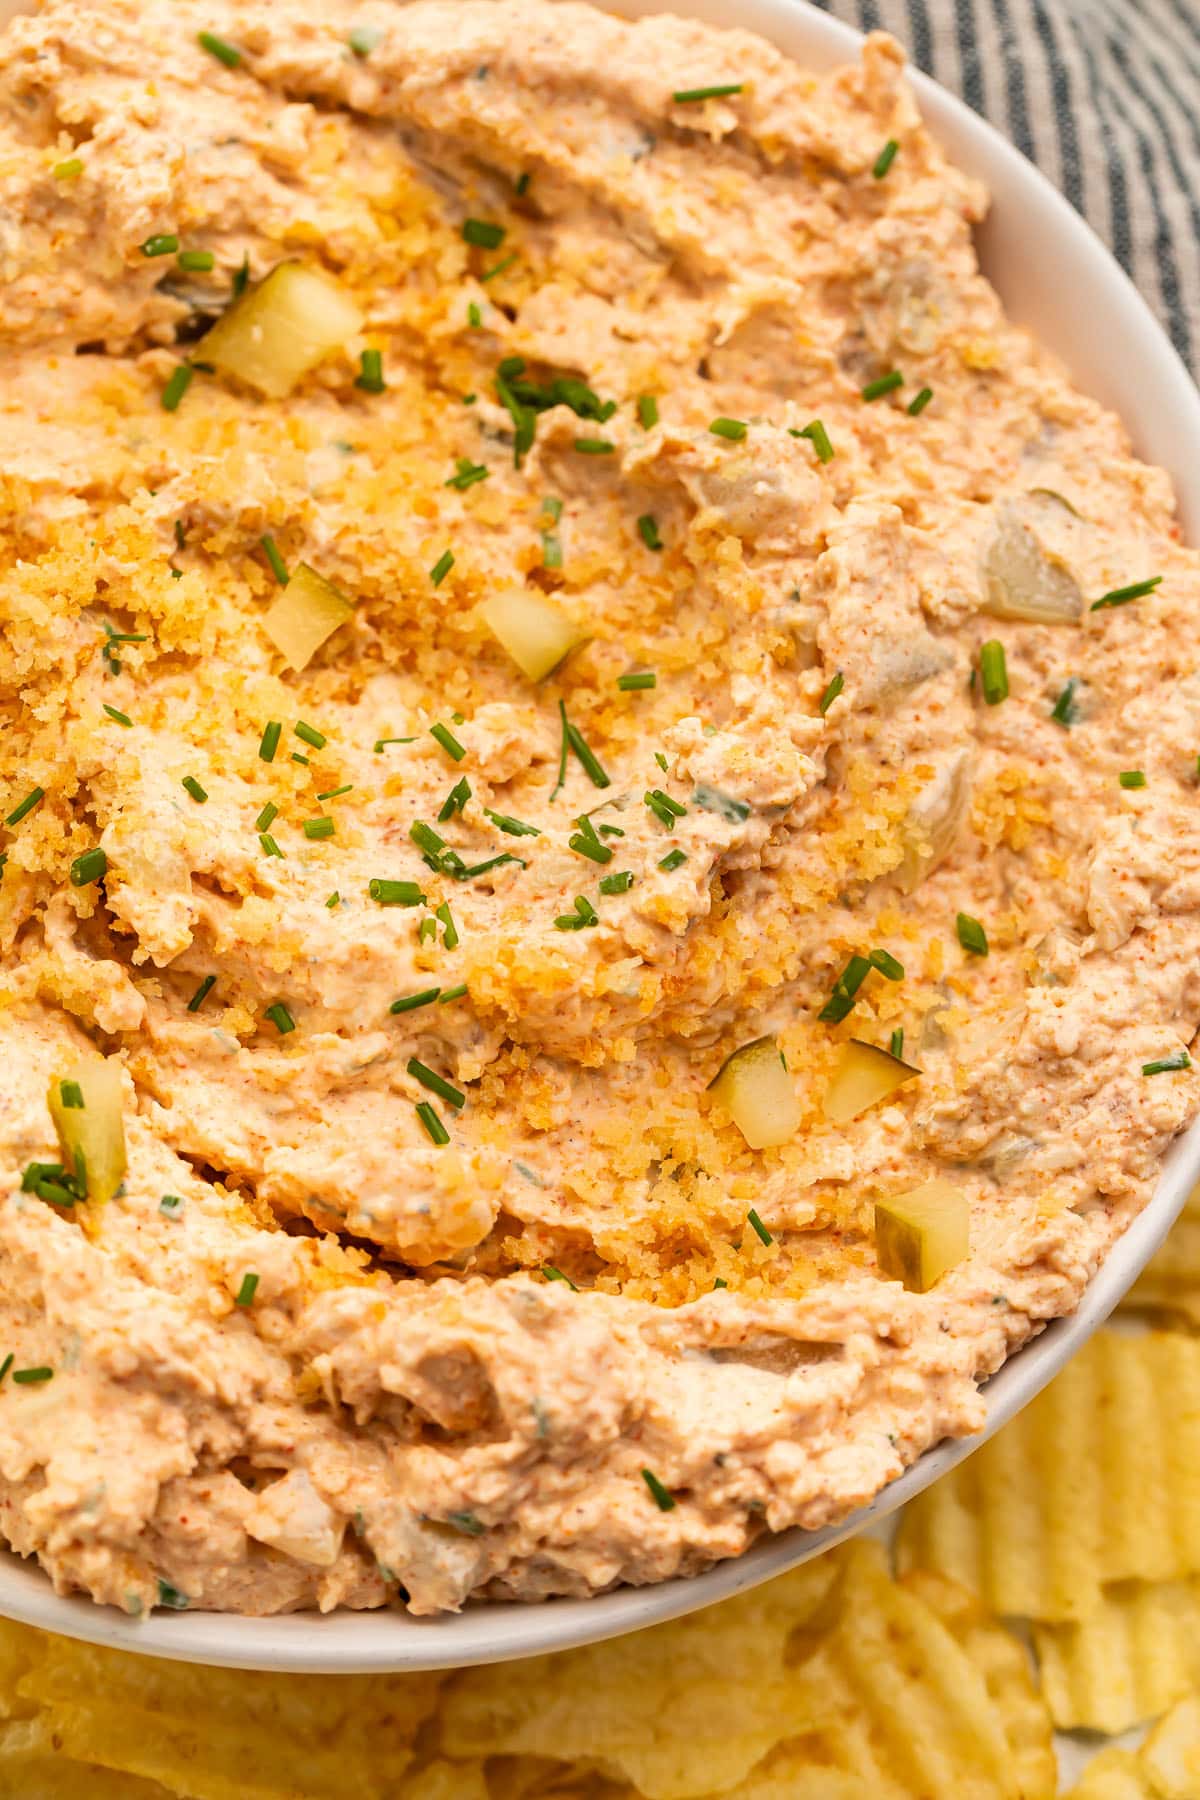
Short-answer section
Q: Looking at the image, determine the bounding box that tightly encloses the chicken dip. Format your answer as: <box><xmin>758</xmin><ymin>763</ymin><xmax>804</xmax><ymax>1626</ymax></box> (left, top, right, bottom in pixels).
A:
<box><xmin>0</xmin><ymin>0</ymin><xmax>1196</xmax><ymax>1620</ymax></box>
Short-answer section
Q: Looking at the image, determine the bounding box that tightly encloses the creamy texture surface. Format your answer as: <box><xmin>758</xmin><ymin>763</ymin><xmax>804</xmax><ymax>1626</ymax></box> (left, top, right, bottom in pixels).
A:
<box><xmin>0</xmin><ymin>0</ymin><xmax>1197</xmax><ymax>1617</ymax></box>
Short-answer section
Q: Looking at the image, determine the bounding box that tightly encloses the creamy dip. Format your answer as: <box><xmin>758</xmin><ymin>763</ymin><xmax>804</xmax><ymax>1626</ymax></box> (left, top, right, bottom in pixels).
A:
<box><xmin>0</xmin><ymin>0</ymin><xmax>1196</xmax><ymax>1617</ymax></box>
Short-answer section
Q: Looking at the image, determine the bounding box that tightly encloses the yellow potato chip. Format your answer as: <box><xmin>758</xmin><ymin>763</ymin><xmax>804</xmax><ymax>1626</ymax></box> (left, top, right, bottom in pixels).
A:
<box><xmin>397</xmin><ymin>1759</ymin><xmax>489</xmax><ymax>1799</ymax></box>
<box><xmin>1065</xmin><ymin>1748</ymin><xmax>1157</xmax><ymax>1800</ymax></box>
<box><xmin>896</xmin><ymin>1329</ymin><xmax>1200</xmax><ymax>1620</ymax></box>
<box><xmin>901</xmin><ymin>1570</ymin><xmax>1056</xmax><ymax>1799</ymax></box>
<box><xmin>1033</xmin><ymin>1576</ymin><xmax>1200</xmax><ymax>1732</ymax></box>
<box><xmin>1141</xmin><ymin>1694</ymin><xmax>1200</xmax><ymax>1799</ymax></box>
<box><xmin>1122</xmin><ymin>1180</ymin><xmax>1200</xmax><ymax>1327</ymax></box>
<box><xmin>0</xmin><ymin>1716</ymin><xmax>173</xmax><ymax>1798</ymax></box>
<box><xmin>439</xmin><ymin>1556</ymin><xmax>841</xmax><ymax>1799</ymax></box>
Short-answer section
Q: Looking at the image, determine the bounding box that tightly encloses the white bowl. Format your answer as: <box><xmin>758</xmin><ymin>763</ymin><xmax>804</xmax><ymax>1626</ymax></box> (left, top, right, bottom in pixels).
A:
<box><xmin>6</xmin><ymin>0</ymin><xmax>1200</xmax><ymax>1672</ymax></box>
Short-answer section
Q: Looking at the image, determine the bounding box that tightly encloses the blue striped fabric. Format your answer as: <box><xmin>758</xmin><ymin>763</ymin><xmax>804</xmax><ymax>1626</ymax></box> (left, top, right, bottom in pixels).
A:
<box><xmin>816</xmin><ymin>0</ymin><xmax>1200</xmax><ymax>371</ymax></box>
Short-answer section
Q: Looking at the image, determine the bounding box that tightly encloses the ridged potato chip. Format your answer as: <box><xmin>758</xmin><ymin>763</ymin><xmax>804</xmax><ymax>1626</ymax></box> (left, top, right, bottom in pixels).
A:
<box><xmin>1066</xmin><ymin>1749</ymin><xmax>1157</xmax><ymax>1800</ymax></box>
<box><xmin>1122</xmin><ymin>1182</ymin><xmax>1200</xmax><ymax>1327</ymax></box>
<box><xmin>896</xmin><ymin>1329</ymin><xmax>1200</xmax><ymax>1620</ymax></box>
<box><xmin>1033</xmin><ymin>1577</ymin><xmax>1200</xmax><ymax>1732</ymax></box>
<box><xmin>0</xmin><ymin>1717</ymin><xmax>173</xmax><ymax>1798</ymax></box>
<box><xmin>1141</xmin><ymin>1694</ymin><xmax>1200</xmax><ymax>1798</ymax></box>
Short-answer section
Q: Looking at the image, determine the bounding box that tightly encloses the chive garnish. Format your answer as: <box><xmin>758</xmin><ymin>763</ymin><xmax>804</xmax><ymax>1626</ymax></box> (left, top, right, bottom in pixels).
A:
<box><xmin>187</xmin><ymin>974</ymin><xmax>216</xmax><ymax>1012</ymax></box>
<box><xmin>542</xmin><ymin>496</ymin><xmax>563</xmax><ymax>522</ymax></box>
<box><xmin>369</xmin><ymin>879</ymin><xmax>425</xmax><ymax>906</ymax></box>
<box><xmin>232</xmin><ymin>253</ymin><xmax>249</xmax><ymax>297</ymax></box>
<box><xmin>325</xmin><ymin>891</ymin><xmax>340</xmax><ymax>908</ymax></box>
<box><xmin>637</xmin><ymin>514</ymin><xmax>663</xmax><ymax>552</ymax></box>
<box><xmin>438</xmin><ymin>777</ymin><xmax>471</xmax><ymax>822</ymax></box>
<box><xmin>141</xmin><ymin>233</ymin><xmax>179</xmax><ymax>258</ymax></box>
<box><xmin>234</xmin><ymin>1272</ymin><xmax>259</xmax><ymax>1306</ymax></box>
<box><xmin>672</xmin><ymin>83</ymin><xmax>743</xmax><ymax>102</ymax></box>
<box><xmin>658</xmin><ymin>848</ymin><xmax>687</xmax><ymax>872</ymax></box>
<box><xmin>436</xmin><ymin>899</ymin><xmax>459</xmax><ymax>948</ymax></box>
<box><xmin>52</xmin><ymin>158</ymin><xmax>83</xmax><ymax>179</ymax></box>
<box><xmin>303</xmin><ymin>815</ymin><xmax>335</xmax><ymax>839</ymax></box>
<box><xmin>59</xmin><ymin>1080</ymin><xmax>84</xmax><ymax>1110</ymax></box>
<box><xmin>889</xmin><ymin>1027</ymin><xmax>905</xmax><ymax>1059</ymax></box>
<box><xmin>818</xmin><ymin>672</ymin><xmax>844</xmax><ymax>715</ymax></box>
<box><xmin>641</xmin><ymin>1468</ymin><xmax>677</xmax><ymax>1510</ymax></box>
<box><xmin>1050</xmin><ymin>677</ymin><xmax>1079</xmax><ymax>727</ymax></box>
<box><xmin>408</xmin><ymin>1058</ymin><xmax>465</xmax><ymax>1110</ymax></box>
<box><xmin>374</xmin><ymin>736</ymin><xmax>417</xmax><ymax>752</ymax></box>
<box><xmin>439</xmin><ymin>983</ymin><xmax>468</xmax><ymax>1004</ymax></box>
<box><xmin>1119</xmin><ymin>770</ymin><xmax>1147</xmax><ymax>789</ymax></box>
<box><xmin>654</xmin><ymin>751</ymin><xmax>669</xmax><ymax>772</ymax></box>
<box><xmin>355</xmin><ymin>348</ymin><xmax>385</xmax><ymax>393</ymax></box>
<box><xmin>160</xmin><ymin>1194</ymin><xmax>184</xmax><ymax>1219</ymax></box>
<box><xmin>568</xmin><ymin>815</ymin><xmax>614</xmax><ymax>865</ymax></box>
<box><xmin>12</xmin><ymin>1367</ymin><xmax>53</xmax><ymax>1385</ymax></box>
<box><xmin>161</xmin><ymin>364</ymin><xmax>194</xmax><ymax>411</ymax></box>
<box><xmin>907</xmin><ymin>386</ymin><xmax>934</xmax><ymax>416</ymax></box>
<box><xmin>294</xmin><ymin>720</ymin><xmax>326</xmax><ymax>750</ymax></box>
<box><xmin>181</xmin><ymin>775</ymin><xmax>208</xmax><ymax>803</ymax></box>
<box><xmin>392</xmin><ymin>988</ymin><xmax>441</xmax><ymax>1014</ymax></box>
<box><xmin>259</xmin><ymin>832</ymin><xmax>283</xmax><ymax>858</ymax></box>
<box><xmin>6</xmin><ymin>787</ymin><xmax>44</xmax><ymax>827</ymax></box>
<box><xmin>862</xmin><ymin>371</ymin><xmax>904</xmax><ymax>401</ymax></box>
<box><xmin>793</xmin><ymin>418</ymin><xmax>834</xmax><ymax>462</ymax></box>
<box><xmin>410</xmin><ymin>820</ymin><xmax>445</xmax><ymax>861</ymax></box>
<box><xmin>869</xmin><ymin>948</ymin><xmax>904</xmax><ymax>981</ymax></box>
<box><xmin>573</xmin><ymin>437</ymin><xmax>615</xmax><ymax>455</ymax></box>
<box><xmin>416</xmin><ymin>1101</ymin><xmax>450</xmax><ymax>1145</ymax></box>
<box><xmin>956</xmin><ymin>912</ymin><xmax>988</xmax><ymax>956</ymax></box>
<box><xmin>100</xmin><ymin>703</ymin><xmax>132</xmax><ymax>728</ymax></box>
<box><xmin>177</xmin><ymin>248</ymin><xmax>214</xmax><ymax>272</ymax></box>
<box><xmin>980</xmin><ymin>640</ymin><xmax>1009</xmax><ymax>705</ymax></box>
<box><xmin>445</xmin><ymin>458</ymin><xmax>489</xmax><ymax>491</ymax></box>
<box><xmin>747</xmin><ymin>1208</ymin><xmax>773</xmax><ymax>1246</ymax></box>
<box><xmin>259</xmin><ymin>721</ymin><xmax>282</xmax><ymax>762</ymax></box>
<box><xmin>467</xmin><ymin>301</ymin><xmax>482</xmax><ymax>328</ymax></box>
<box><xmin>317</xmin><ymin>784</ymin><xmax>352</xmax><ymax>803</ymax></box>
<box><xmin>264</xmin><ymin>1003</ymin><xmax>295</xmax><ymax>1034</ymax></box>
<box><xmin>618</xmin><ymin>670</ymin><xmax>657</xmax><ymax>691</ymax></box>
<box><xmin>542</xmin><ymin>1265</ymin><xmax>577</xmax><ymax>1289</ymax></box>
<box><xmin>637</xmin><ymin>395</ymin><xmax>659</xmax><ymax>429</ymax></box>
<box><xmin>69</xmin><ymin>847</ymin><xmax>107</xmax><ymax>887</ymax></box>
<box><xmin>1143</xmin><ymin>1051</ymin><xmax>1191</xmax><ymax>1075</ymax></box>
<box><xmin>291</xmin><ymin>752</ymin><xmax>308</xmax><ymax>768</ymax></box>
<box><xmin>430</xmin><ymin>722</ymin><xmax>466</xmax><ymax>762</ymax></box>
<box><xmin>430</xmin><ymin>549</ymin><xmax>455</xmax><ymax>587</ymax></box>
<box><xmin>482</xmin><ymin>808</ymin><xmax>539</xmax><ymax>839</ymax></box>
<box><xmin>348</xmin><ymin>24</ymin><xmax>384</xmax><ymax>54</ymax></box>
<box><xmin>872</xmin><ymin>138</ymin><xmax>899</xmax><ymax>178</ymax></box>
<box><xmin>818</xmin><ymin>953</ymin><xmax>872</xmax><ymax>1023</ymax></box>
<box><xmin>156</xmin><ymin>1580</ymin><xmax>189</xmax><ymax>1610</ymax></box>
<box><xmin>1091</xmin><ymin>575</ymin><xmax>1162</xmax><ymax>610</ymax></box>
<box><xmin>541</xmin><ymin>532</ymin><xmax>563</xmax><ymax>568</ymax></box>
<box><xmin>198</xmin><ymin>29</ymin><xmax>241</xmax><ymax>67</ymax></box>
<box><xmin>555</xmin><ymin>895</ymin><xmax>599</xmax><ymax>930</ymax></box>
<box><xmin>462</xmin><ymin>219</ymin><xmax>506</xmax><ymax>250</ymax></box>
<box><xmin>599</xmin><ymin>870</ymin><xmax>633</xmax><ymax>894</ymax></box>
<box><xmin>255</xmin><ymin>803</ymin><xmax>278</xmax><ymax>834</ymax></box>
<box><xmin>481</xmin><ymin>252</ymin><xmax>517</xmax><ymax>283</ymax></box>
<box><xmin>644</xmin><ymin>788</ymin><xmax>686</xmax><ymax>829</ymax></box>
<box><xmin>565</xmin><ymin>717</ymin><xmax>610</xmax><ymax>789</ymax></box>
<box><xmin>709</xmin><ymin>417</ymin><xmax>747</xmax><ymax>441</ymax></box>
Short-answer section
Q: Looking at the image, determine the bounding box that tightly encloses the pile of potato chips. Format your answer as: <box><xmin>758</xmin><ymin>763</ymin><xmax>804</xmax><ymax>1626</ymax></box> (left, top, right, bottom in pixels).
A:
<box><xmin>6</xmin><ymin>1193</ymin><xmax>1200</xmax><ymax>1798</ymax></box>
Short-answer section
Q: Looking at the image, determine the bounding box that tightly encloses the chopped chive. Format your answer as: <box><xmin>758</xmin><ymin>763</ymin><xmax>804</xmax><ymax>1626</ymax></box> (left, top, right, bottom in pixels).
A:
<box><xmin>907</xmin><ymin>386</ymin><xmax>934</xmax><ymax>416</ymax></box>
<box><xmin>542</xmin><ymin>496</ymin><xmax>564</xmax><ymax>523</ymax></box>
<box><xmin>6</xmin><ymin>787</ymin><xmax>44</xmax><ymax>827</ymax></box>
<box><xmin>872</xmin><ymin>138</ymin><xmax>900</xmax><ymax>178</ymax></box>
<box><xmin>156</xmin><ymin>1580</ymin><xmax>189</xmax><ymax>1610</ymax></box>
<box><xmin>369</xmin><ymin>879</ymin><xmax>425</xmax><ymax>906</ymax></box>
<box><xmin>979</xmin><ymin>639</ymin><xmax>1009</xmax><ymax>705</ymax></box>
<box><xmin>52</xmin><ymin>157</ymin><xmax>83</xmax><ymax>179</ymax></box>
<box><xmin>445</xmin><ymin>458</ymin><xmax>489</xmax><ymax>491</ymax></box>
<box><xmin>264</xmin><ymin>1002</ymin><xmax>295</xmax><ymax>1034</ymax></box>
<box><xmin>59</xmin><ymin>1080</ymin><xmax>84</xmax><ymax>1110</ymax></box>
<box><xmin>658</xmin><ymin>847</ymin><xmax>688</xmax><ymax>872</ymax></box>
<box><xmin>1050</xmin><ymin>677</ymin><xmax>1079</xmax><ymax>727</ymax></box>
<box><xmin>408</xmin><ymin>1058</ymin><xmax>465</xmax><ymax>1110</ymax></box>
<box><xmin>187</xmin><ymin>974</ymin><xmax>216</xmax><ymax>1013</ymax></box>
<box><xmin>234</xmin><ymin>1272</ymin><xmax>259</xmax><ymax>1306</ymax></box>
<box><xmin>302</xmin><ymin>815</ymin><xmax>335</xmax><ymax>839</ymax></box>
<box><xmin>617</xmin><ymin>670</ymin><xmax>657</xmax><ymax>691</ymax></box>
<box><xmin>793</xmin><ymin>418</ymin><xmax>834</xmax><ymax>462</ymax></box>
<box><xmin>437</xmin><ymin>777</ymin><xmax>471</xmax><ymax>823</ymax></box>
<box><xmin>181</xmin><ymin>775</ymin><xmax>208</xmax><ymax>803</ymax></box>
<box><xmin>391</xmin><ymin>987</ymin><xmax>441</xmax><ymax>1014</ymax></box>
<box><xmin>956</xmin><ymin>912</ymin><xmax>988</xmax><ymax>956</ymax></box>
<box><xmin>438</xmin><ymin>983</ymin><xmax>468</xmax><ymax>1004</ymax></box>
<box><xmin>515</xmin><ymin>171</ymin><xmax>531</xmax><ymax>197</ymax></box>
<box><xmin>160</xmin><ymin>1194</ymin><xmax>184</xmax><ymax>1219</ymax></box>
<box><xmin>566</xmin><ymin>720</ymin><xmax>610</xmax><ymax>789</ymax></box>
<box><xmin>568</xmin><ymin>816</ymin><xmax>614</xmax><ymax>865</ymax></box>
<box><xmin>637</xmin><ymin>513</ymin><xmax>663</xmax><ymax>552</ymax></box>
<box><xmin>1143</xmin><ymin>1051</ymin><xmax>1191</xmax><ymax>1076</ymax></box>
<box><xmin>599</xmin><ymin>869</ymin><xmax>634</xmax><ymax>894</ymax></box>
<box><xmin>430</xmin><ymin>549</ymin><xmax>455</xmax><ymax>587</ymax></box>
<box><xmin>232</xmin><ymin>253</ymin><xmax>249</xmax><ymax>298</ymax></box>
<box><xmin>177</xmin><ymin>248</ymin><xmax>215</xmax><ymax>272</ymax></box>
<box><xmin>542</xmin><ymin>1264</ymin><xmax>577</xmax><ymax>1289</ymax></box>
<box><xmin>259</xmin><ymin>720</ymin><xmax>282</xmax><ymax>762</ymax></box>
<box><xmin>161</xmin><ymin>364</ymin><xmax>194</xmax><ymax>411</ymax></box>
<box><xmin>550</xmin><ymin>700</ymin><xmax>571</xmax><ymax>803</ymax></box>
<box><xmin>69</xmin><ymin>847</ymin><xmax>107</xmax><ymax>887</ymax></box>
<box><xmin>410</xmin><ymin>820</ymin><xmax>446</xmax><ymax>860</ymax></box>
<box><xmin>430</xmin><ymin>722</ymin><xmax>466</xmax><ymax>763</ymax></box>
<box><xmin>654</xmin><ymin>751</ymin><xmax>669</xmax><ymax>773</ymax></box>
<box><xmin>141</xmin><ymin>233</ymin><xmax>179</xmax><ymax>258</ymax></box>
<box><xmin>255</xmin><ymin>802</ymin><xmax>278</xmax><ymax>833</ymax></box>
<box><xmin>481</xmin><ymin>252</ymin><xmax>518</xmax><ymax>283</ymax></box>
<box><xmin>259</xmin><ymin>536</ymin><xmax>289</xmax><ymax>586</ymax></box>
<box><xmin>348</xmin><ymin>23</ymin><xmax>384</xmax><ymax>54</ymax></box>
<box><xmin>672</xmin><ymin>82</ymin><xmax>743</xmax><ymax>102</ymax></box>
<box><xmin>355</xmin><ymin>348</ymin><xmax>385</xmax><ymax>393</ymax></box>
<box><xmin>862</xmin><ymin>370</ymin><xmax>904</xmax><ymax>401</ymax></box>
<box><xmin>1119</xmin><ymin>770</ymin><xmax>1147</xmax><ymax>789</ymax></box>
<box><xmin>889</xmin><ymin>1027</ymin><xmax>905</xmax><ymax>1059</ymax></box>
<box><xmin>374</xmin><ymin>736</ymin><xmax>416</xmax><ymax>752</ymax></box>
<box><xmin>12</xmin><ymin>1367</ymin><xmax>53</xmax><ymax>1385</ymax></box>
<box><xmin>540</xmin><ymin>531</ymin><xmax>563</xmax><ymax>568</ymax></box>
<box><xmin>1091</xmin><ymin>575</ymin><xmax>1162</xmax><ymax>611</ymax></box>
<box><xmin>709</xmin><ymin>417</ymin><xmax>747</xmax><ymax>441</ymax></box>
<box><xmin>467</xmin><ymin>301</ymin><xmax>482</xmax><ymax>328</ymax></box>
<box><xmin>462</xmin><ymin>218</ymin><xmax>506</xmax><ymax>250</ymax></box>
<box><xmin>641</xmin><ymin>1468</ymin><xmax>676</xmax><ymax>1510</ymax></box>
<box><xmin>573</xmin><ymin>437</ymin><xmax>615</xmax><ymax>455</ymax></box>
<box><xmin>436</xmin><ymin>899</ymin><xmax>459</xmax><ymax>948</ymax></box>
<box><xmin>818</xmin><ymin>671</ymin><xmax>844</xmax><ymax>715</ymax></box>
<box><xmin>258</xmin><ymin>833</ymin><xmax>283</xmax><ymax>858</ymax></box>
<box><xmin>867</xmin><ymin>949</ymin><xmax>903</xmax><ymax>982</ymax></box>
<box><xmin>416</xmin><ymin>1101</ymin><xmax>450</xmax><ymax>1145</ymax></box>
<box><xmin>316</xmin><ymin>784</ymin><xmax>352</xmax><ymax>803</ymax></box>
<box><xmin>818</xmin><ymin>953</ymin><xmax>872</xmax><ymax>1024</ymax></box>
<box><xmin>100</xmin><ymin>703</ymin><xmax>132</xmax><ymax>728</ymax></box>
<box><xmin>644</xmin><ymin>787</ymin><xmax>687</xmax><ymax>829</ymax></box>
<box><xmin>483</xmin><ymin>808</ymin><xmax>540</xmax><ymax>839</ymax></box>
<box><xmin>554</xmin><ymin>894</ymin><xmax>599</xmax><ymax>930</ymax></box>
<box><xmin>198</xmin><ymin>29</ymin><xmax>241</xmax><ymax>67</ymax></box>
<box><xmin>637</xmin><ymin>394</ymin><xmax>659</xmax><ymax>429</ymax></box>
<box><xmin>747</xmin><ymin>1208</ymin><xmax>773</xmax><ymax>1246</ymax></box>
<box><xmin>0</xmin><ymin>1356</ymin><xmax>11</xmax><ymax>1385</ymax></box>
<box><xmin>325</xmin><ymin>891</ymin><xmax>340</xmax><ymax>908</ymax></box>
<box><xmin>294</xmin><ymin>720</ymin><xmax>326</xmax><ymax>750</ymax></box>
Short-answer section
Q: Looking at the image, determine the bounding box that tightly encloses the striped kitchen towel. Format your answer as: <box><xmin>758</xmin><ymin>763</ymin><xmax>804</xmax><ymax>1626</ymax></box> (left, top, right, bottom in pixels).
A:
<box><xmin>817</xmin><ymin>0</ymin><xmax>1200</xmax><ymax>373</ymax></box>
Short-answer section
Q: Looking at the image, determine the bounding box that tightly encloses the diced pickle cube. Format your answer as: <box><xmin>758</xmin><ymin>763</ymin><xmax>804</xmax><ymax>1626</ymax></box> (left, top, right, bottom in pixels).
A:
<box><xmin>822</xmin><ymin>1038</ymin><xmax>920</xmax><ymax>1124</ymax></box>
<box><xmin>47</xmin><ymin>1058</ymin><xmax>127</xmax><ymax>1202</ymax></box>
<box><xmin>874</xmin><ymin>1179</ymin><xmax>969</xmax><ymax>1292</ymax></box>
<box><xmin>480</xmin><ymin>589</ymin><xmax>585</xmax><ymax>682</ymax></box>
<box><xmin>199</xmin><ymin>262</ymin><xmax>363</xmax><ymax>399</ymax></box>
<box><xmin>262</xmin><ymin>563</ymin><xmax>353</xmax><ymax>670</ymax></box>
<box><xmin>708</xmin><ymin>1035</ymin><xmax>800</xmax><ymax>1150</ymax></box>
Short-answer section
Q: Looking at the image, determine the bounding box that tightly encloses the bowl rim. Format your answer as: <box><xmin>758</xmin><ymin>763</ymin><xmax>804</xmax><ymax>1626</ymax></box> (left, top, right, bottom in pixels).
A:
<box><xmin>3</xmin><ymin>0</ymin><xmax>1199</xmax><ymax>1671</ymax></box>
